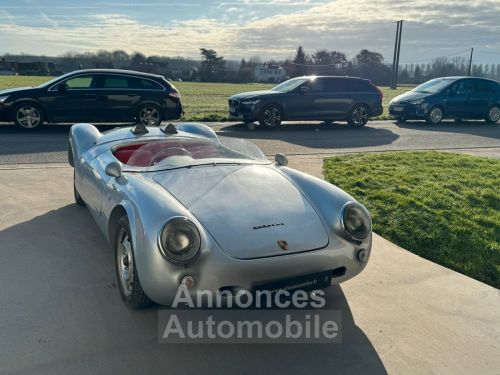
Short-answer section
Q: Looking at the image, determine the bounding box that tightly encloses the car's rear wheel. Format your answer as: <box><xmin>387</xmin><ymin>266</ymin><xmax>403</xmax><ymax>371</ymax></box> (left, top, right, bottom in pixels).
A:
<box><xmin>13</xmin><ymin>103</ymin><xmax>44</xmax><ymax>129</ymax></box>
<box><xmin>426</xmin><ymin>106</ymin><xmax>443</xmax><ymax>124</ymax></box>
<box><xmin>259</xmin><ymin>104</ymin><xmax>282</xmax><ymax>128</ymax></box>
<box><xmin>348</xmin><ymin>104</ymin><xmax>369</xmax><ymax>127</ymax></box>
<box><xmin>485</xmin><ymin>105</ymin><xmax>500</xmax><ymax>124</ymax></box>
<box><xmin>136</xmin><ymin>104</ymin><xmax>162</xmax><ymax>126</ymax></box>
<box><xmin>115</xmin><ymin>216</ymin><xmax>152</xmax><ymax>309</ymax></box>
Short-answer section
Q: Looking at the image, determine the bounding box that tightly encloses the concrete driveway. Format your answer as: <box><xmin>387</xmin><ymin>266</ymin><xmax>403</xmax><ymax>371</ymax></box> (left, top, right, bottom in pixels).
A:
<box><xmin>0</xmin><ymin>165</ymin><xmax>499</xmax><ymax>375</ymax></box>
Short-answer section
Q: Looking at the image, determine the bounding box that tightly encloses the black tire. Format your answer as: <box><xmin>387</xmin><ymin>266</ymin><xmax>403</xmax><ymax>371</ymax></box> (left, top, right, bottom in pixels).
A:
<box><xmin>258</xmin><ymin>104</ymin><xmax>282</xmax><ymax>128</ymax></box>
<box><xmin>425</xmin><ymin>106</ymin><xmax>443</xmax><ymax>124</ymax></box>
<box><xmin>396</xmin><ymin>117</ymin><xmax>406</xmax><ymax>123</ymax></box>
<box><xmin>348</xmin><ymin>104</ymin><xmax>369</xmax><ymax>127</ymax></box>
<box><xmin>13</xmin><ymin>102</ymin><xmax>44</xmax><ymax>129</ymax></box>
<box><xmin>485</xmin><ymin>105</ymin><xmax>500</xmax><ymax>124</ymax></box>
<box><xmin>115</xmin><ymin>216</ymin><xmax>152</xmax><ymax>309</ymax></box>
<box><xmin>136</xmin><ymin>103</ymin><xmax>162</xmax><ymax>126</ymax></box>
<box><xmin>73</xmin><ymin>171</ymin><xmax>85</xmax><ymax>207</ymax></box>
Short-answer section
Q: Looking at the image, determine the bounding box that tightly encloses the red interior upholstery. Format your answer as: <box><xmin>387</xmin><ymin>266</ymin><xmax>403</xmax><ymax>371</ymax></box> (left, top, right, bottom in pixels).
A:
<box><xmin>113</xmin><ymin>140</ymin><xmax>224</xmax><ymax>166</ymax></box>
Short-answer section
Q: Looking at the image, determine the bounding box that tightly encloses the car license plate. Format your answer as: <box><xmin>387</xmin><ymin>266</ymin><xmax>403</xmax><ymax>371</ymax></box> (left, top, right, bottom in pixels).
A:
<box><xmin>253</xmin><ymin>270</ymin><xmax>332</xmax><ymax>294</ymax></box>
<box><xmin>392</xmin><ymin>106</ymin><xmax>403</xmax><ymax>112</ymax></box>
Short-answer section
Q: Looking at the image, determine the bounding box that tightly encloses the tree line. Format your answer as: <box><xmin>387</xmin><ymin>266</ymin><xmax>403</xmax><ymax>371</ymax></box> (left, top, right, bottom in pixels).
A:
<box><xmin>1</xmin><ymin>47</ymin><xmax>499</xmax><ymax>85</ymax></box>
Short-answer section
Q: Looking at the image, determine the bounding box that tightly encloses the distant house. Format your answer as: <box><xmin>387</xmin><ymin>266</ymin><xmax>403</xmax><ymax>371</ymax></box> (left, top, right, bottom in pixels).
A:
<box><xmin>254</xmin><ymin>64</ymin><xmax>286</xmax><ymax>83</ymax></box>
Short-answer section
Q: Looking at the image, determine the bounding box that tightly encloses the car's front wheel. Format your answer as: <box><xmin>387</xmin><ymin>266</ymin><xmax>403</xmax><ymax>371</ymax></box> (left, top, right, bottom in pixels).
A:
<box><xmin>348</xmin><ymin>104</ymin><xmax>369</xmax><ymax>127</ymax></box>
<box><xmin>426</xmin><ymin>106</ymin><xmax>443</xmax><ymax>124</ymax></box>
<box><xmin>259</xmin><ymin>104</ymin><xmax>282</xmax><ymax>128</ymax></box>
<box><xmin>115</xmin><ymin>216</ymin><xmax>152</xmax><ymax>309</ymax></box>
<box><xmin>136</xmin><ymin>104</ymin><xmax>162</xmax><ymax>126</ymax></box>
<box><xmin>485</xmin><ymin>105</ymin><xmax>500</xmax><ymax>124</ymax></box>
<box><xmin>13</xmin><ymin>103</ymin><xmax>44</xmax><ymax>129</ymax></box>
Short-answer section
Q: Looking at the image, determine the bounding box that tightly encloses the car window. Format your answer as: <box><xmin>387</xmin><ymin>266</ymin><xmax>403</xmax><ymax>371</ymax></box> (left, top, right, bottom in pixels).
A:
<box><xmin>102</xmin><ymin>76</ymin><xmax>129</xmax><ymax>88</ymax></box>
<box><xmin>325</xmin><ymin>79</ymin><xmax>348</xmax><ymax>92</ymax></box>
<box><xmin>303</xmin><ymin>79</ymin><xmax>326</xmax><ymax>92</ymax></box>
<box><xmin>138</xmin><ymin>78</ymin><xmax>164</xmax><ymax>90</ymax></box>
<box><xmin>345</xmin><ymin>80</ymin><xmax>370</xmax><ymax>92</ymax></box>
<box><xmin>63</xmin><ymin>75</ymin><xmax>94</xmax><ymax>89</ymax></box>
<box><xmin>455</xmin><ymin>80</ymin><xmax>474</xmax><ymax>94</ymax></box>
<box><xmin>475</xmin><ymin>80</ymin><xmax>495</xmax><ymax>94</ymax></box>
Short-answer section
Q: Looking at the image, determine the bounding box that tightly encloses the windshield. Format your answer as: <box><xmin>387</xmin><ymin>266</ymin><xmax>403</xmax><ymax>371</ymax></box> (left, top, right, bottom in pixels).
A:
<box><xmin>271</xmin><ymin>78</ymin><xmax>308</xmax><ymax>93</ymax></box>
<box><xmin>413</xmin><ymin>78</ymin><xmax>454</xmax><ymax>94</ymax></box>
<box><xmin>114</xmin><ymin>136</ymin><xmax>268</xmax><ymax>170</ymax></box>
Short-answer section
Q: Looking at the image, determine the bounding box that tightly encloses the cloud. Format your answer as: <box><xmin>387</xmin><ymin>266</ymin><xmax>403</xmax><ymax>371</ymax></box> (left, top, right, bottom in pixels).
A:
<box><xmin>0</xmin><ymin>0</ymin><xmax>498</xmax><ymax>63</ymax></box>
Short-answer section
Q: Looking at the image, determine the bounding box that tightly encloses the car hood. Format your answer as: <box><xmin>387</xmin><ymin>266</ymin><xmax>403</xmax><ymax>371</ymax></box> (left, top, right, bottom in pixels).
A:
<box><xmin>392</xmin><ymin>90</ymin><xmax>433</xmax><ymax>104</ymax></box>
<box><xmin>153</xmin><ymin>164</ymin><xmax>329</xmax><ymax>259</ymax></box>
<box><xmin>0</xmin><ymin>86</ymin><xmax>39</xmax><ymax>96</ymax></box>
<box><xmin>230</xmin><ymin>90</ymin><xmax>280</xmax><ymax>100</ymax></box>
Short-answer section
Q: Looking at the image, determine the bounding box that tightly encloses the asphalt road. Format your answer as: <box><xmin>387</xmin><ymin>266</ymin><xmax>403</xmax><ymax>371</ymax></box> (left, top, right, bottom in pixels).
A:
<box><xmin>0</xmin><ymin>120</ymin><xmax>499</xmax><ymax>165</ymax></box>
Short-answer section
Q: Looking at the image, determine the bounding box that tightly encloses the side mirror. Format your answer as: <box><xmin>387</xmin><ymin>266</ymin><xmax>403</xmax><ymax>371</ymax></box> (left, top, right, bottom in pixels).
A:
<box><xmin>299</xmin><ymin>86</ymin><xmax>310</xmax><ymax>95</ymax></box>
<box><xmin>56</xmin><ymin>82</ymin><xmax>68</xmax><ymax>92</ymax></box>
<box><xmin>275</xmin><ymin>153</ymin><xmax>288</xmax><ymax>166</ymax></box>
<box><xmin>105</xmin><ymin>161</ymin><xmax>123</xmax><ymax>178</ymax></box>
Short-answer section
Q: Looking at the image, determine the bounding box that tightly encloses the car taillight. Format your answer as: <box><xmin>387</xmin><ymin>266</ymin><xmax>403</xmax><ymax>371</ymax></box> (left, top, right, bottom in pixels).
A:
<box><xmin>372</xmin><ymin>84</ymin><xmax>383</xmax><ymax>99</ymax></box>
<box><xmin>168</xmin><ymin>91</ymin><xmax>181</xmax><ymax>99</ymax></box>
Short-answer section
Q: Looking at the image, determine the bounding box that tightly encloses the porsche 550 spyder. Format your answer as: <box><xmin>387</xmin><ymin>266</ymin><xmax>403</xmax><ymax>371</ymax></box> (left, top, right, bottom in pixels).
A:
<box><xmin>68</xmin><ymin>122</ymin><xmax>372</xmax><ymax>308</ymax></box>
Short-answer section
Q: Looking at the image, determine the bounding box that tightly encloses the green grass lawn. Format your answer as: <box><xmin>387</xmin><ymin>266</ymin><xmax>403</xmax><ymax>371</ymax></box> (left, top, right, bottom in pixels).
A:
<box><xmin>323</xmin><ymin>151</ymin><xmax>500</xmax><ymax>288</ymax></box>
<box><xmin>0</xmin><ymin>76</ymin><xmax>411</xmax><ymax>122</ymax></box>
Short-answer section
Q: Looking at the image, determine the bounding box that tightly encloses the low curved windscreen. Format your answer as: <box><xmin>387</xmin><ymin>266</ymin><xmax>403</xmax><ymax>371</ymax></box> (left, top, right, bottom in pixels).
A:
<box><xmin>115</xmin><ymin>137</ymin><xmax>268</xmax><ymax>169</ymax></box>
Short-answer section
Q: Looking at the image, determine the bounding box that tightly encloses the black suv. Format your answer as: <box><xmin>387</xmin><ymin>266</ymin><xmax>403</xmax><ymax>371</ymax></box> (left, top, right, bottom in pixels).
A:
<box><xmin>0</xmin><ymin>69</ymin><xmax>182</xmax><ymax>129</ymax></box>
<box><xmin>229</xmin><ymin>76</ymin><xmax>383</xmax><ymax>127</ymax></box>
<box><xmin>389</xmin><ymin>77</ymin><xmax>500</xmax><ymax>124</ymax></box>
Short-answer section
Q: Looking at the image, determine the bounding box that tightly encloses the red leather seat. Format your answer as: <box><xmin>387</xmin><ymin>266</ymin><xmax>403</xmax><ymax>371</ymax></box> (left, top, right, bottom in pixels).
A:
<box><xmin>127</xmin><ymin>150</ymin><xmax>155</xmax><ymax>167</ymax></box>
<box><xmin>114</xmin><ymin>149</ymin><xmax>135</xmax><ymax>164</ymax></box>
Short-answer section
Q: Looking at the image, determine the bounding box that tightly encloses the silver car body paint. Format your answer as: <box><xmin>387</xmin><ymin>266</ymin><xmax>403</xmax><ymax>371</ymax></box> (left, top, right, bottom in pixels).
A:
<box><xmin>69</xmin><ymin>123</ymin><xmax>372</xmax><ymax>305</ymax></box>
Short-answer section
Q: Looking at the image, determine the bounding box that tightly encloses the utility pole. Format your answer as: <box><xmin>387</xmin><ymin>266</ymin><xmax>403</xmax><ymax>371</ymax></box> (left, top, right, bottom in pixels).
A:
<box><xmin>391</xmin><ymin>20</ymin><xmax>404</xmax><ymax>89</ymax></box>
<box><xmin>467</xmin><ymin>47</ymin><xmax>474</xmax><ymax>76</ymax></box>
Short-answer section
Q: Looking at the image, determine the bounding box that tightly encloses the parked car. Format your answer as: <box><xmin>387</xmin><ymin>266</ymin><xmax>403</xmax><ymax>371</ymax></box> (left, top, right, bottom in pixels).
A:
<box><xmin>68</xmin><ymin>122</ymin><xmax>372</xmax><ymax>308</ymax></box>
<box><xmin>0</xmin><ymin>69</ymin><xmax>182</xmax><ymax>129</ymax></box>
<box><xmin>228</xmin><ymin>76</ymin><xmax>383</xmax><ymax>128</ymax></box>
<box><xmin>389</xmin><ymin>77</ymin><xmax>500</xmax><ymax>124</ymax></box>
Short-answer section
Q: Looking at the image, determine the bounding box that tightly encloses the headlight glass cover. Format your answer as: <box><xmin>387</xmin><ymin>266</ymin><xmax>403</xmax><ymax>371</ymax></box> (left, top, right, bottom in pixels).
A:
<box><xmin>159</xmin><ymin>217</ymin><xmax>201</xmax><ymax>264</ymax></box>
<box><xmin>410</xmin><ymin>98</ymin><xmax>425</xmax><ymax>105</ymax></box>
<box><xmin>342</xmin><ymin>202</ymin><xmax>372</xmax><ymax>240</ymax></box>
<box><xmin>0</xmin><ymin>95</ymin><xmax>9</xmax><ymax>103</ymax></box>
<box><xmin>241</xmin><ymin>99</ymin><xmax>260</xmax><ymax>105</ymax></box>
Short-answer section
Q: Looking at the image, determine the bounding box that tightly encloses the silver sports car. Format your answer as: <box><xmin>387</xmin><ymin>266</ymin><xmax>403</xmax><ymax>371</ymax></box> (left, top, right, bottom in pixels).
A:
<box><xmin>68</xmin><ymin>122</ymin><xmax>372</xmax><ymax>308</ymax></box>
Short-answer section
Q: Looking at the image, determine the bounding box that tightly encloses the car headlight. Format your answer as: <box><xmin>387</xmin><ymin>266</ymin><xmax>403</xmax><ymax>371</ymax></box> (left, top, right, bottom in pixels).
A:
<box><xmin>0</xmin><ymin>95</ymin><xmax>9</xmax><ymax>104</ymax></box>
<box><xmin>241</xmin><ymin>100</ymin><xmax>260</xmax><ymax>106</ymax></box>
<box><xmin>342</xmin><ymin>202</ymin><xmax>372</xmax><ymax>240</ymax></box>
<box><xmin>410</xmin><ymin>99</ymin><xmax>425</xmax><ymax>105</ymax></box>
<box><xmin>159</xmin><ymin>217</ymin><xmax>201</xmax><ymax>264</ymax></box>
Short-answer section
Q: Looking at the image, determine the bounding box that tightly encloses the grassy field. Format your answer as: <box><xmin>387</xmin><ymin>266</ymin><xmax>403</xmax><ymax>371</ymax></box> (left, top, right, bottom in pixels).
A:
<box><xmin>0</xmin><ymin>76</ymin><xmax>411</xmax><ymax>121</ymax></box>
<box><xmin>323</xmin><ymin>152</ymin><xmax>500</xmax><ymax>288</ymax></box>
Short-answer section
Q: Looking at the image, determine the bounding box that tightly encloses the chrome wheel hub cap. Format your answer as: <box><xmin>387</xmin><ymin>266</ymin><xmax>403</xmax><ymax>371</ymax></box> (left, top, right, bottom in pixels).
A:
<box><xmin>17</xmin><ymin>106</ymin><xmax>41</xmax><ymax>128</ymax></box>
<box><xmin>263</xmin><ymin>107</ymin><xmax>281</xmax><ymax>127</ymax></box>
<box><xmin>352</xmin><ymin>106</ymin><xmax>368</xmax><ymax>126</ymax></box>
<box><xmin>139</xmin><ymin>107</ymin><xmax>160</xmax><ymax>126</ymax></box>
<box><xmin>117</xmin><ymin>232</ymin><xmax>134</xmax><ymax>296</ymax></box>
<box><xmin>489</xmin><ymin>107</ymin><xmax>500</xmax><ymax>122</ymax></box>
<box><xmin>430</xmin><ymin>108</ymin><xmax>442</xmax><ymax>123</ymax></box>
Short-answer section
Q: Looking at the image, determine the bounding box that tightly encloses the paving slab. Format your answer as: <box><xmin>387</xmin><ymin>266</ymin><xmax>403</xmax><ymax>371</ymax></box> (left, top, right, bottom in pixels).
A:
<box><xmin>0</xmin><ymin>165</ymin><xmax>498</xmax><ymax>375</ymax></box>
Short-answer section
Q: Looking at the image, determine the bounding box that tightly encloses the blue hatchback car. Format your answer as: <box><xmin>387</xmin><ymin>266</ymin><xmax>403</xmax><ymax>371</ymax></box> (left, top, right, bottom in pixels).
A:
<box><xmin>389</xmin><ymin>77</ymin><xmax>500</xmax><ymax>124</ymax></box>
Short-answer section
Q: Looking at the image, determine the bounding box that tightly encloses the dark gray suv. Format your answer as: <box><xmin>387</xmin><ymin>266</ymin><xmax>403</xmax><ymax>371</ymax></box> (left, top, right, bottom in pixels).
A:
<box><xmin>229</xmin><ymin>76</ymin><xmax>383</xmax><ymax>128</ymax></box>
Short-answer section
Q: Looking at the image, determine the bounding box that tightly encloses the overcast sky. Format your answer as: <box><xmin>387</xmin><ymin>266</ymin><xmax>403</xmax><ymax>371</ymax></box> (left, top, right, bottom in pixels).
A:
<box><xmin>1</xmin><ymin>0</ymin><xmax>499</xmax><ymax>64</ymax></box>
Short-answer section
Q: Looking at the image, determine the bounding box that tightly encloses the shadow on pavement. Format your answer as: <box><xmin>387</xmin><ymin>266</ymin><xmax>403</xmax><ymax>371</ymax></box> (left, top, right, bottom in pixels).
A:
<box><xmin>0</xmin><ymin>204</ymin><xmax>386</xmax><ymax>375</ymax></box>
<box><xmin>218</xmin><ymin>121</ymin><xmax>400</xmax><ymax>150</ymax></box>
<box><xmin>392</xmin><ymin>120</ymin><xmax>500</xmax><ymax>140</ymax></box>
